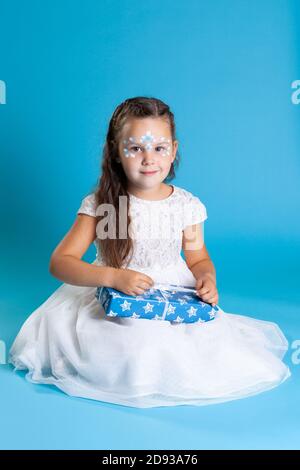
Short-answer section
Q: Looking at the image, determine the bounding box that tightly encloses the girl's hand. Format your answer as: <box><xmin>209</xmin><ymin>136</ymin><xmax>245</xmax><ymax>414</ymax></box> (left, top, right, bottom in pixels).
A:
<box><xmin>195</xmin><ymin>274</ymin><xmax>219</xmax><ymax>307</ymax></box>
<box><xmin>112</xmin><ymin>268</ymin><xmax>154</xmax><ymax>296</ymax></box>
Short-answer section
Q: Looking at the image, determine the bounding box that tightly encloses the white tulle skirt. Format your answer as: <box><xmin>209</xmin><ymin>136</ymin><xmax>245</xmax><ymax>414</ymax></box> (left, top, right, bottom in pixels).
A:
<box><xmin>8</xmin><ymin>258</ymin><xmax>291</xmax><ymax>408</ymax></box>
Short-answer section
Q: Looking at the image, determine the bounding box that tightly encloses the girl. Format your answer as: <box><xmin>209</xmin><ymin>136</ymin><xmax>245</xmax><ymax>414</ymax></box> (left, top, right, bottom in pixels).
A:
<box><xmin>9</xmin><ymin>97</ymin><xmax>291</xmax><ymax>408</ymax></box>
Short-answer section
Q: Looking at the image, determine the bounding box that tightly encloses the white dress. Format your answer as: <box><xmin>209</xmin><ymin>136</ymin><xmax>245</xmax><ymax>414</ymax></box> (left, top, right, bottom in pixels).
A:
<box><xmin>8</xmin><ymin>185</ymin><xmax>291</xmax><ymax>408</ymax></box>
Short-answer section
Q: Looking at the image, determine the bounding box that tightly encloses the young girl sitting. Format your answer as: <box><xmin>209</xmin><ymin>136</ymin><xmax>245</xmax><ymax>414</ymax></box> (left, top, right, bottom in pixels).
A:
<box><xmin>9</xmin><ymin>96</ymin><xmax>291</xmax><ymax>408</ymax></box>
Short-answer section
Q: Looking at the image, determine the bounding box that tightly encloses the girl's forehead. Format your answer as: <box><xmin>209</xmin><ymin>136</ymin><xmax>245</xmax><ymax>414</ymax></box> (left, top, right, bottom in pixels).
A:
<box><xmin>121</xmin><ymin>118</ymin><xmax>171</xmax><ymax>138</ymax></box>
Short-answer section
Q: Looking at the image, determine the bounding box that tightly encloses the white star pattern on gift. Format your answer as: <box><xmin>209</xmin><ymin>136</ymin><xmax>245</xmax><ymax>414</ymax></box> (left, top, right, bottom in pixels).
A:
<box><xmin>173</xmin><ymin>316</ymin><xmax>184</xmax><ymax>323</ymax></box>
<box><xmin>120</xmin><ymin>300</ymin><xmax>132</xmax><ymax>311</ymax></box>
<box><xmin>107</xmin><ymin>311</ymin><xmax>118</xmax><ymax>317</ymax></box>
<box><xmin>108</xmin><ymin>294</ymin><xmax>216</xmax><ymax>323</ymax></box>
<box><xmin>187</xmin><ymin>306</ymin><xmax>198</xmax><ymax>317</ymax></box>
<box><xmin>153</xmin><ymin>314</ymin><xmax>163</xmax><ymax>320</ymax></box>
<box><xmin>111</xmin><ymin>292</ymin><xmax>122</xmax><ymax>299</ymax></box>
<box><xmin>208</xmin><ymin>309</ymin><xmax>215</xmax><ymax>319</ymax></box>
<box><xmin>166</xmin><ymin>304</ymin><xmax>176</xmax><ymax>315</ymax></box>
<box><xmin>100</xmin><ymin>284</ymin><xmax>218</xmax><ymax>324</ymax></box>
<box><xmin>163</xmin><ymin>292</ymin><xmax>173</xmax><ymax>299</ymax></box>
<box><xmin>143</xmin><ymin>302</ymin><xmax>154</xmax><ymax>314</ymax></box>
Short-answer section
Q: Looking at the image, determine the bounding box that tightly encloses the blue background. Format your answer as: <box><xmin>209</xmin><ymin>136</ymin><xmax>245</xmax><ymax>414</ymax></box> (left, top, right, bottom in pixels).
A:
<box><xmin>0</xmin><ymin>0</ymin><xmax>300</xmax><ymax>450</ymax></box>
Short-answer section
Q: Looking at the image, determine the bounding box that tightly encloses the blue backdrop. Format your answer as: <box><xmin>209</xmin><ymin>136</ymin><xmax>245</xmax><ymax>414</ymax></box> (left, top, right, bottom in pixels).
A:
<box><xmin>0</xmin><ymin>0</ymin><xmax>299</xmax><ymax>450</ymax></box>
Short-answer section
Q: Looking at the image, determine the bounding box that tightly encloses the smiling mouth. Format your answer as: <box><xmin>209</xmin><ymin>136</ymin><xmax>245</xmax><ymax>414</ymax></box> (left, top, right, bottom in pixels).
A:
<box><xmin>140</xmin><ymin>170</ymin><xmax>158</xmax><ymax>174</ymax></box>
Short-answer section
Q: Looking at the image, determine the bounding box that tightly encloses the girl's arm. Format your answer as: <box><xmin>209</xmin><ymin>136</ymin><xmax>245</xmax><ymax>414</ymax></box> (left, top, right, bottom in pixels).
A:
<box><xmin>182</xmin><ymin>223</ymin><xmax>216</xmax><ymax>281</ymax></box>
<box><xmin>182</xmin><ymin>223</ymin><xmax>218</xmax><ymax>305</ymax></box>
<box><xmin>49</xmin><ymin>214</ymin><xmax>117</xmax><ymax>287</ymax></box>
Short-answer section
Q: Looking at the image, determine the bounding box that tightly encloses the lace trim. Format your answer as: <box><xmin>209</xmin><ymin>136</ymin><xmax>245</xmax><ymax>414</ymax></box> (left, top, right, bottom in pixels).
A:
<box><xmin>77</xmin><ymin>186</ymin><xmax>208</xmax><ymax>270</ymax></box>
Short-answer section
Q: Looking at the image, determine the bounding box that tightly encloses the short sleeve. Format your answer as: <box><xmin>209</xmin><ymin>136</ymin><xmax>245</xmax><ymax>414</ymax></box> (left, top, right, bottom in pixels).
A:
<box><xmin>182</xmin><ymin>195</ymin><xmax>207</xmax><ymax>229</ymax></box>
<box><xmin>77</xmin><ymin>193</ymin><xmax>97</xmax><ymax>217</ymax></box>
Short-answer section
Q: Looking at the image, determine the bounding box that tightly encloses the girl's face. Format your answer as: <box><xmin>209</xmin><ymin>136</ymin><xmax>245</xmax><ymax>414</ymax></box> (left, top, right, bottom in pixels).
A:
<box><xmin>118</xmin><ymin>117</ymin><xmax>178</xmax><ymax>191</ymax></box>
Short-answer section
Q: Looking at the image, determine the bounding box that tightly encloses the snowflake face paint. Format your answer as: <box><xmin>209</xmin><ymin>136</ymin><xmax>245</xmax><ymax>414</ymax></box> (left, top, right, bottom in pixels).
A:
<box><xmin>122</xmin><ymin>130</ymin><xmax>172</xmax><ymax>158</ymax></box>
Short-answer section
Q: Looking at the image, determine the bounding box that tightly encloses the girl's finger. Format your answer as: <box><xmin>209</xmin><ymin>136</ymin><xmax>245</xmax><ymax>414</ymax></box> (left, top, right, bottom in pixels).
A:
<box><xmin>198</xmin><ymin>280</ymin><xmax>215</xmax><ymax>292</ymax></box>
<box><xmin>197</xmin><ymin>287</ymin><xmax>210</xmax><ymax>296</ymax></box>
<box><xmin>201</xmin><ymin>292</ymin><xmax>218</xmax><ymax>303</ymax></box>
<box><xmin>199</xmin><ymin>287</ymin><xmax>216</xmax><ymax>297</ymax></box>
<box><xmin>209</xmin><ymin>295</ymin><xmax>219</xmax><ymax>306</ymax></box>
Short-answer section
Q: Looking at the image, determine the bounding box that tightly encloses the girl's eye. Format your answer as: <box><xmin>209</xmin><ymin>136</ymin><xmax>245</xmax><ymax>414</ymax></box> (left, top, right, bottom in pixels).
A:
<box><xmin>128</xmin><ymin>145</ymin><xmax>166</xmax><ymax>153</ymax></box>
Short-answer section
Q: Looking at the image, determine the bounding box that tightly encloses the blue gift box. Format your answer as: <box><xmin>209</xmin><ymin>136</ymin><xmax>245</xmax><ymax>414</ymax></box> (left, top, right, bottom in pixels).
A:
<box><xmin>95</xmin><ymin>283</ymin><xmax>220</xmax><ymax>324</ymax></box>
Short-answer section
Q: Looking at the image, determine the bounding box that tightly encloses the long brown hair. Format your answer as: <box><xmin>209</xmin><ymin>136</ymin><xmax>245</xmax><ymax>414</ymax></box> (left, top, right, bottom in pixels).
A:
<box><xmin>91</xmin><ymin>96</ymin><xmax>180</xmax><ymax>269</ymax></box>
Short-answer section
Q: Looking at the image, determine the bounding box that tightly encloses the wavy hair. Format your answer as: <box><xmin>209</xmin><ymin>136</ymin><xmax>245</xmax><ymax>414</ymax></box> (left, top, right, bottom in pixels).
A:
<box><xmin>91</xmin><ymin>96</ymin><xmax>180</xmax><ymax>269</ymax></box>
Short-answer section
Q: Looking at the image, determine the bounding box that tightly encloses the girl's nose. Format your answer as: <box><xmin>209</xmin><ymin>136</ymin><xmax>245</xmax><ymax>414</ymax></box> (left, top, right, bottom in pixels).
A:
<box><xmin>142</xmin><ymin>150</ymin><xmax>156</xmax><ymax>163</ymax></box>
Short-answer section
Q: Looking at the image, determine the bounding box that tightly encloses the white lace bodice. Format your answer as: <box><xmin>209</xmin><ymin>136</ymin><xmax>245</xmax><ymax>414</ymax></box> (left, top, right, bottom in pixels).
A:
<box><xmin>77</xmin><ymin>185</ymin><xmax>207</xmax><ymax>270</ymax></box>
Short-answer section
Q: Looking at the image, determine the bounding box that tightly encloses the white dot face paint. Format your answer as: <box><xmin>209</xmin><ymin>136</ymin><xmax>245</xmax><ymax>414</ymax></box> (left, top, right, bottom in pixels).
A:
<box><xmin>122</xmin><ymin>130</ymin><xmax>172</xmax><ymax>158</ymax></box>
